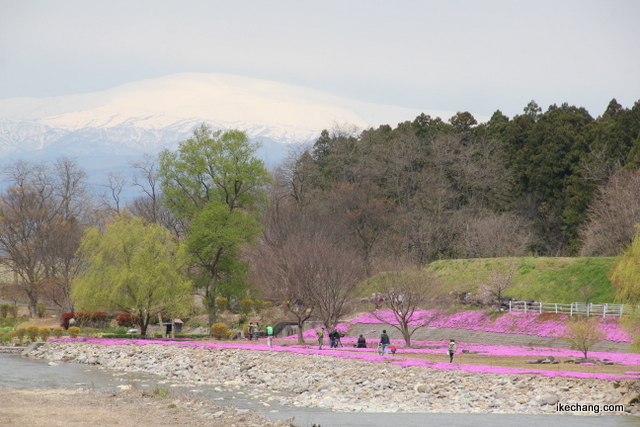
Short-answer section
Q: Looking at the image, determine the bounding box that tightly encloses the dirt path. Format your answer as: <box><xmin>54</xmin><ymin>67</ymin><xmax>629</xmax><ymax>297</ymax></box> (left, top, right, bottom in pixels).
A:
<box><xmin>0</xmin><ymin>388</ymin><xmax>289</xmax><ymax>427</ymax></box>
<box><xmin>387</xmin><ymin>352</ymin><xmax>640</xmax><ymax>376</ymax></box>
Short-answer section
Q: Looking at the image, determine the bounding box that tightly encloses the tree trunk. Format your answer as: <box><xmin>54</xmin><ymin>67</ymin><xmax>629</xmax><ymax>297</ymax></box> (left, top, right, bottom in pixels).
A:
<box><xmin>140</xmin><ymin>313</ymin><xmax>150</xmax><ymax>337</ymax></box>
<box><xmin>401</xmin><ymin>324</ymin><xmax>411</xmax><ymax>347</ymax></box>
<box><xmin>297</xmin><ymin>317</ymin><xmax>305</xmax><ymax>344</ymax></box>
<box><xmin>206</xmin><ymin>295</ymin><xmax>217</xmax><ymax>329</ymax></box>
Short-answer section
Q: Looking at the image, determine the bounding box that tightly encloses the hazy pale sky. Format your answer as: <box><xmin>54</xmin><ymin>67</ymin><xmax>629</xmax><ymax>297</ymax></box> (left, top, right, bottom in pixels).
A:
<box><xmin>1</xmin><ymin>0</ymin><xmax>638</xmax><ymax>118</ymax></box>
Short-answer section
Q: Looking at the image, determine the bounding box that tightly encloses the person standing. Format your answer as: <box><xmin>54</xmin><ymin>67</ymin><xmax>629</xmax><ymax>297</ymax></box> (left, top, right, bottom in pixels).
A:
<box><xmin>448</xmin><ymin>339</ymin><xmax>457</xmax><ymax>362</ymax></box>
<box><xmin>266</xmin><ymin>325</ymin><xmax>274</xmax><ymax>347</ymax></box>
<box><xmin>247</xmin><ymin>322</ymin><xmax>254</xmax><ymax>340</ymax></box>
<box><xmin>357</xmin><ymin>334</ymin><xmax>367</xmax><ymax>348</ymax></box>
<box><xmin>329</xmin><ymin>329</ymin><xmax>340</xmax><ymax>348</ymax></box>
<box><xmin>380</xmin><ymin>329</ymin><xmax>390</xmax><ymax>355</ymax></box>
<box><xmin>316</xmin><ymin>327</ymin><xmax>325</xmax><ymax>349</ymax></box>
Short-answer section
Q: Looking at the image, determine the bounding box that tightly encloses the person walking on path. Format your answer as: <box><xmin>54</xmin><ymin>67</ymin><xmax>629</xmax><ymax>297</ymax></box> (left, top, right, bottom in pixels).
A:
<box><xmin>380</xmin><ymin>330</ymin><xmax>390</xmax><ymax>355</ymax></box>
<box><xmin>266</xmin><ymin>325</ymin><xmax>274</xmax><ymax>347</ymax></box>
<box><xmin>316</xmin><ymin>328</ymin><xmax>325</xmax><ymax>350</ymax></box>
<box><xmin>448</xmin><ymin>339</ymin><xmax>457</xmax><ymax>362</ymax></box>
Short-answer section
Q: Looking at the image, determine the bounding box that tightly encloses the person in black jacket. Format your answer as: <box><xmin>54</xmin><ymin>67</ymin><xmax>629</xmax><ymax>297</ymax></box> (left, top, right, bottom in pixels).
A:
<box><xmin>329</xmin><ymin>329</ymin><xmax>341</xmax><ymax>348</ymax></box>
<box><xmin>357</xmin><ymin>334</ymin><xmax>367</xmax><ymax>348</ymax></box>
<box><xmin>380</xmin><ymin>330</ymin><xmax>390</xmax><ymax>355</ymax></box>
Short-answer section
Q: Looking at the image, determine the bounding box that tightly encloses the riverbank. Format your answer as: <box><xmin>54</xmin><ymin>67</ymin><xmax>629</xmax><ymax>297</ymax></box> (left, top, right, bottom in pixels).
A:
<box><xmin>0</xmin><ymin>387</ymin><xmax>288</xmax><ymax>427</ymax></box>
<box><xmin>27</xmin><ymin>339</ymin><xmax>640</xmax><ymax>416</ymax></box>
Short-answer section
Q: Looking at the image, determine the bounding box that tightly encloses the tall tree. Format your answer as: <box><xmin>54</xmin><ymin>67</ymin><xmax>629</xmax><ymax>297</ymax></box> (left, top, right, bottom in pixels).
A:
<box><xmin>0</xmin><ymin>158</ymin><xmax>90</xmax><ymax>315</ymax></box>
<box><xmin>158</xmin><ymin>124</ymin><xmax>270</xmax><ymax>325</ymax></box>
<box><xmin>185</xmin><ymin>200</ymin><xmax>261</xmax><ymax>325</ymax></box>
<box><xmin>580</xmin><ymin>169</ymin><xmax>640</xmax><ymax>256</ymax></box>
<box><xmin>72</xmin><ymin>215</ymin><xmax>193</xmax><ymax>336</ymax></box>
<box><xmin>159</xmin><ymin>124</ymin><xmax>270</xmax><ymax>215</ymax></box>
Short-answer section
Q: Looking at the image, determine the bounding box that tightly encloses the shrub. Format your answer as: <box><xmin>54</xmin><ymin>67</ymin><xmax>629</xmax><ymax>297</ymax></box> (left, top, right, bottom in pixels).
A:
<box><xmin>39</xmin><ymin>327</ymin><xmax>51</xmax><ymax>341</ymax></box>
<box><xmin>7</xmin><ymin>331</ymin><xmax>17</xmax><ymax>342</ymax></box>
<box><xmin>239</xmin><ymin>299</ymin><xmax>254</xmax><ymax>314</ymax></box>
<box><xmin>15</xmin><ymin>328</ymin><xmax>26</xmax><ymax>342</ymax></box>
<box><xmin>210</xmin><ymin>323</ymin><xmax>231</xmax><ymax>339</ymax></box>
<box><xmin>68</xmin><ymin>326</ymin><xmax>80</xmax><ymax>338</ymax></box>
<box><xmin>7</xmin><ymin>305</ymin><xmax>17</xmax><ymax>318</ymax></box>
<box><xmin>114</xmin><ymin>313</ymin><xmax>140</xmax><ymax>328</ymax></box>
<box><xmin>26</xmin><ymin>325</ymin><xmax>40</xmax><ymax>341</ymax></box>
<box><xmin>61</xmin><ymin>312</ymin><xmax>109</xmax><ymax>328</ymax></box>
<box><xmin>253</xmin><ymin>300</ymin><xmax>273</xmax><ymax>311</ymax></box>
<box><xmin>53</xmin><ymin>327</ymin><xmax>64</xmax><ymax>338</ymax></box>
<box><xmin>82</xmin><ymin>327</ymin><xmax>95</xmax><ymax>338</ymax></box>
<box><xmin>0</xmin><ymin>331</ymin><xmax>5</xmax><ymax>342</ymax></box>
<box><xmin>36</xmin><ymin>304</ymin><xmax>47</xmax><ymax>318</ymax></box>
<box><xmin>216</xmin><ymin>297</ymin><xmax>228</xmax><ymax>311</ymax></box>
<box><xmin>61</xmin><ymin>312</ymin><xmax>75</xmax><ymax>328</ymax></box>
<box><xmin>0</xmin><ymin>303</ymin><xmax>10</xmax><ymax>318</ymax></box>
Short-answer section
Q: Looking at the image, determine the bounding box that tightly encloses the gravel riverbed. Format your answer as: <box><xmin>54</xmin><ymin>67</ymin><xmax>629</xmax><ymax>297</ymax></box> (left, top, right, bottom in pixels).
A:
<box><xmin>28</xmin><ymin>340</ymin><xmax>639</xmax><ymax>416</ymax></box>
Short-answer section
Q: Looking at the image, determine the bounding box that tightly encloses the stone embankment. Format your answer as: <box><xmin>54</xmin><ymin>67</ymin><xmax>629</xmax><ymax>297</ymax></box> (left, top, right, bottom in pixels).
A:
<box><xmin>29</xmin><ymin>341</ymin><xmax>639</xmax><ymax>416</ymax></box>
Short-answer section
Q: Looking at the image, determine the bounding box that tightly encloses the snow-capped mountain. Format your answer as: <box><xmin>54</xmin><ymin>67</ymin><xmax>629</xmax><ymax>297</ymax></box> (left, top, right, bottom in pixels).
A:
<box><xmin>0</xmin><ymin>72</ymin><xmax>457</xmax><ymax>171</ymax></box>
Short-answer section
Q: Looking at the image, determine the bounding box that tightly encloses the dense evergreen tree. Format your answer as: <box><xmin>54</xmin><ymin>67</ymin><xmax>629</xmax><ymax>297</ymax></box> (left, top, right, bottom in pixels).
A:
<box><xmin>286</xmin><ymin>99</ymin><xmax>640</xmax><ymax>263</ymax></box>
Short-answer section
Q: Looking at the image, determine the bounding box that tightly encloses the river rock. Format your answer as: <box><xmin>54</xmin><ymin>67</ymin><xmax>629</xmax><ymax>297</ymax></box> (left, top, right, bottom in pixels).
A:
<box><xmin>25</xmin><ymin>341</ymin><xmax>634</xmax><ymax>416</ymax></box>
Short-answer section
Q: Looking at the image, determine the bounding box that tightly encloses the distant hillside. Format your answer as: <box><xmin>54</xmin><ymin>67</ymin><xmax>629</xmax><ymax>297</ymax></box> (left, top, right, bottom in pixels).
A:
<box><xmin>426</xmin><ymin>257</ymin><xmax>617</xmax><ymax>304</ymax></box>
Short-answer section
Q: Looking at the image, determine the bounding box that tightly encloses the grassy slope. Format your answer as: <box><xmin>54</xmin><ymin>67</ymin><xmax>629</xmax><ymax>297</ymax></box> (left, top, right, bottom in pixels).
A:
<box><xmin>425</xmin><ymin>257</ymin><xmax>617</xmax><ymax>304</ymax></box>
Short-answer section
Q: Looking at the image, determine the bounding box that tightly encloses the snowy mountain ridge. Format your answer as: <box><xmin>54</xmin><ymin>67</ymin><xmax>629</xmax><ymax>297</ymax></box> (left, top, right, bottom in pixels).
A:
<box><xmin>0</xmin><ymin>72</ymin><xmax>461</xmax><ymax>170</ymax></box>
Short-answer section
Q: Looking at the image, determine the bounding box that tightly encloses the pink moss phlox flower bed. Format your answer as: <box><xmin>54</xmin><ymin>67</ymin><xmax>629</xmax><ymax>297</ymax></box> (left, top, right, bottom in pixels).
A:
<box><xmin>350</xmin><ymin>310</ymin><xmax>631</xmax><ymax>343</ymax></box>
<box><xmin>50</xmin><ymin>337</ymin><xmax>640</xmax><ymax>381</ymax></box>
<box><xmin>292</xmin><ymin>323</ymin><xmax>351</xmax><ymax>341</ymax></box>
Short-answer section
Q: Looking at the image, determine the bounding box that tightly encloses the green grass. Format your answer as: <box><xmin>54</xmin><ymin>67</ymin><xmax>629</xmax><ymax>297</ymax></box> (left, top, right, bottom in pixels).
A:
<box><xmin>0</xmin><ymin>318</ymin><xmax>20</xmax><ymax>328</ymax></box>
<box><xmin>424</xmin><ymin>256</ymin><xmax>617</xmax><ymax>303</ymax></box>
<box><xmin>358</xmin><ymin>257</ymin><xmax>617</xmax><ymax>304</ymax></box>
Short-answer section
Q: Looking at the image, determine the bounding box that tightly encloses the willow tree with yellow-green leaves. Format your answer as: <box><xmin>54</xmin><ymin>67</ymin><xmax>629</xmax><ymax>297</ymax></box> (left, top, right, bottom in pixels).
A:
<box><xmin>611</xmin><ymin>226</ymin><xmax>640</xmax><ymax>305</ymax></box>
<box><xmin>610</xmin><ymin>225</ymin><xmax>640</xmax><ymax>348</ymax></box>
<box><xmin>71</xmin><ymin>214</ymin><xmax>193</xmax><ymax>336</ymax></box>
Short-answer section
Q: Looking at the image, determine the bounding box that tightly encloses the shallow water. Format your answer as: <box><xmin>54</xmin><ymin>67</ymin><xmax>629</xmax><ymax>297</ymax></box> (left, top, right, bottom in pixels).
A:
<box><xmin>0</xmin><ymin>354</ymin><xmax>633</xmax><ymax>427</ymax></box>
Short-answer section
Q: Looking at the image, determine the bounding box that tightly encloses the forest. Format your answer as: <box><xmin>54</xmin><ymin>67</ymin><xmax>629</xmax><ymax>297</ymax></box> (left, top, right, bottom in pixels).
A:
<box><xmin>275</xmin><ymin>99</ymin><xmax>640</xmax><ymax>265</ymax></box>
<box><xmin>0</xmin><ymin>98</ymin><xmax>639</xmax><ymax>327</ymax></box>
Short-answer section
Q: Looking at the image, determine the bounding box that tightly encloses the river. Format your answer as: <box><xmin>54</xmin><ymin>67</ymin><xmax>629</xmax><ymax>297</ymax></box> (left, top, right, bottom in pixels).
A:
<box><xmin>0</xmin><ymin>353</ymin><xmax>635</xmax><ymax>427</ymax></box>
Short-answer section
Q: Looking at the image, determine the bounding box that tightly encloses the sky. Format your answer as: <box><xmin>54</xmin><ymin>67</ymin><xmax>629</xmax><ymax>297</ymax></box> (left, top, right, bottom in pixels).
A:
<box><xmin>1</xmin><ymin>0</ymin><xmax>639</xmax><ymax>119</ymax></box>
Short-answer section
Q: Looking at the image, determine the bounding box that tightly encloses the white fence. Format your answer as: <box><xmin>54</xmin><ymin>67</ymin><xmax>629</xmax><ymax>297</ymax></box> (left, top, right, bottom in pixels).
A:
<box><xmin>508</xmin><ymin>300</ymin><xmax>628</xmax><ymax>318</ymax></box>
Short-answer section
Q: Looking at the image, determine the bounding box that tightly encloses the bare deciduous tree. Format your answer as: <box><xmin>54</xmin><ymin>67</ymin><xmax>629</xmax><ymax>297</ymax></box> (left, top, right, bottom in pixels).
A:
<box><xmin>457</xmin><ymin>211</ymin><xmax>532</xmax><ymax>259</ymax></box>
<box><xmin>0</xmin><ymin>159</ymin><xmax>91</xmax><ymax>316</ymax></box>
<box><xmin>128</xmin><ymin>154</ymin><xmax>184</xmax><ymax>237</ymax></box>
<box><xmin>580</xmin><ymin>169</ymin><xmax>640</xmax><ymax>256</ymax></box>
<box><xmin>251</xmin><ymin>231</ymin><xmax>316</xmax><ymax>344</ymax></box>
<box><xmin>477</xmin><ymin>257</ymin><xmax>520</xmax><ymax>308</ymax></box>
<box><xmin>369</xmin><ymin>268</ymin><xmax>444</xmax><ymax>347</ymax></box>
<box><xmin>561</xmin><ymin>316</ymin><xmax>605</xmax><ymax>358</ymax></box>
<box><xmin>99</xmin><ymin>171</ymin><xmax>127</xmax><ymax>216</ymax></box>
<box><xmin>301</xmin><ymin>234</ymin><xmax>364</xmax><ymax>331</ymax></box>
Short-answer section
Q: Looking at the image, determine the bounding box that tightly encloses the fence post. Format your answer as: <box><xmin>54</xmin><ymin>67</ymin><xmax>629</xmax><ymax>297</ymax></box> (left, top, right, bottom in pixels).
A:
<box><xmin>570</xmin><ymin>303</ymin><xmax>573</xmax><ymax>317</ymax></box>
<box><xmin>524</xmin><ymin>302</ymin><xmax>527</xmax><ymax>313</ymax></box>
<box><xmin>603</xmin><ymin>304</ymin><xmax>607</xmax><ymax>319</ymax></box>
<box><xmin>539</xmin><ymin>302</ymin><xmax>542</xmax><ymax>314</ymax></box>
<box><xmin>509</xmin><ymin>300</ymin><xmax>512</xmax><ymax>312</ymax></box>
<box><xmin>555</xmin><ymin>303</ymin><xmax>558</xmax><ymax>314</ymax></box>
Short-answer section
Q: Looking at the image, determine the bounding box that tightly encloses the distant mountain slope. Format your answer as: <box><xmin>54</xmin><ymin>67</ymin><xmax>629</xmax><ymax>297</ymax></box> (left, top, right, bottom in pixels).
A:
<box><xmin>0</xmin><ymin>72</ymin><xmax>460</xmax><ymax>172</ymax></box>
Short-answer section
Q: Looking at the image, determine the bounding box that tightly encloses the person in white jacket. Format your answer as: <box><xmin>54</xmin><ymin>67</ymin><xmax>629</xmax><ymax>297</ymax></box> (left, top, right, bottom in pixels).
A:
<box><xmin>448</xmin><ymin>339</ymin><xmax>457</xmax><ymax>362</ymax></box>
